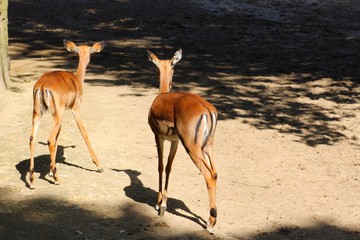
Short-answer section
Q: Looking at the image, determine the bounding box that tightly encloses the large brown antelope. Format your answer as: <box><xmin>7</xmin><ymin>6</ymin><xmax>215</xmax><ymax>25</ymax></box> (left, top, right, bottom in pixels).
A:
<box><xmin>29</xmin><ymin>40</ymin><xmax>105</xmax><ymax>189</ymax></box>
<box><xmin>147</xmin><ymin>49</ymin><xmax>218</xmax><ymax>233</ymax></box>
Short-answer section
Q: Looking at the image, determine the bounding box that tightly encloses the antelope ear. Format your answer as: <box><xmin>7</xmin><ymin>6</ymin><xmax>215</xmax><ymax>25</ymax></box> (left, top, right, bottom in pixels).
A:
<box><xmin>171</xmin><ymin>49</ymin><xmax>182</xmax><ymax>67</ymax></box>
<box><xmin>146</xmin><ymin>49</ymin><xmax>160</xmax><ymax>68</ymax></box>
<box><xmin>90</xmin><ymin>41</ymin><xmax>105</xmax><ymax>54</ymax></box>
<box><xmin>63</xmin><ymin>40</ymin><xmax>79</xmax><ymax>53</ymax></box>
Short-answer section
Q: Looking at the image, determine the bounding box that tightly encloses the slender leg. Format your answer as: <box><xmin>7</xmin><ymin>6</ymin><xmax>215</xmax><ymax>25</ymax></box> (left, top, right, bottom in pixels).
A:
<box><xmin>49</xmin><ymin>125</ymin><xmax>61</xmax><ymax>177</ymax></box>
<box><xmin>202</xmin><ymin>137</ymin><xmax>218</xmax><ymax>232</ymax></box>
<box><xmin>204</xmin><ymin>171</ymin><xmax>217</xmax><ymax>233</ymax></box>
<box><xmin>155</xmin><ymin>135</ymin><xmax>164</xmax><ymax>214</ymax></box>
<box><xmin>54</xmin><ymin>125</ymin><xmax>62</xmax><ymax>155</ymax></box>
<box><xmin>159</xmin><ymin>140</ymin><xmax>179</xmax><ymax>215</ymax></box>
<box><xmin>72</xmin><ymin>109</ymin><xmax>103</xmax><ymax>172</ymax></box>
<box><xmin>203</xmin><ymin>140</ymin><xmax>217</xmax><ymax>180</ymax></box>
<box><xmin>165</xmin><ymin>141</ymin><xmax>179</xmax><ymax>190</ymax></box>
<box><xmin>48</xmin><ymin>111</ymin><xmax>64</xmax><ymax>185</ymax></box>
<box><xmin>187</xmin><ymin>148</ymin><xmax>218</xmax><ymax>233</ymax></box>
<box><xmin>29</xmin><ymin>112</ymin><xmax>42</xmax><ymax>189</ymax></box>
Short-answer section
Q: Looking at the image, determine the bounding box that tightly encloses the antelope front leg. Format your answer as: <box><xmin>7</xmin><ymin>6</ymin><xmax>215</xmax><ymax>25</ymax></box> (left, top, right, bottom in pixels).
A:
<box><xmin>155</xmin><ymin>135</ymin><xmax>166</xmax><ymax>215</ymax></box>
<box><xmin>159</xmin><ymin>140</ymin><xmax>178</xmax><ymax>215</ymax></box>
<box><xmin>72</xmin><ymin>109</ymin><xmax>103</xmax><ymax>173</ymax></box>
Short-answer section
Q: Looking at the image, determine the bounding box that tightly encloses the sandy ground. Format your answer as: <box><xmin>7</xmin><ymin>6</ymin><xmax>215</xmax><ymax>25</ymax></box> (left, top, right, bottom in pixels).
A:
<box><xmin>1</xmin><ymin>0</ymin><xmax>360</xmax><ymax>239</ymax></box>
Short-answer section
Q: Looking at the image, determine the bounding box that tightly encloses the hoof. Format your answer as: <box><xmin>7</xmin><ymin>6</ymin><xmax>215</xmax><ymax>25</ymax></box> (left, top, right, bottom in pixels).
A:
<box><xmin>54</xmin><ymin>181</ymin><xmax>60</xmax><ymax>185</ymax></box>
<box><xmin>158</xmin><ymin>206</ymin><xmax>167</xmax><ymax>216</ymax></box>
<box><xmin>206</xmin><ymin>219</ymin><xmax>216</xmax><ymax>234</ymax></box>
<box><xmin>29</xmin><ymin>185</ymin><xmax>35</xmax><ymax>190</ymax></box>
<box><xmin>48</xmin><ymin>172</ymin><xmax>53</xmax><ymax>177</ymax></box>
<box><xmin>98</xmin><ymin>168</ymin><xmax>104</xmax><ymax>173</ymax></box>
<box><xmin>206</xmin><ymin>226</ymin><xmax>214</xmax><ymax>234</ymax></box>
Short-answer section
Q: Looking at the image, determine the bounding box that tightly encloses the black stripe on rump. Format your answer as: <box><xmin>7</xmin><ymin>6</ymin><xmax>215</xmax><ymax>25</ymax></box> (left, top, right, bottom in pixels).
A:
<box><xmin>194</xmin><ymin>114</ymin><xmax>206</xmax><ymax>145</ymax></box>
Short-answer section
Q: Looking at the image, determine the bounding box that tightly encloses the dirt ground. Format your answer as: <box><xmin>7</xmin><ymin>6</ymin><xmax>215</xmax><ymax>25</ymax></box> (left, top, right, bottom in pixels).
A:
<box><xmin>1</xmin><ymin>0</ymin><xmax>360</xmax><ymax>239</ymax></box>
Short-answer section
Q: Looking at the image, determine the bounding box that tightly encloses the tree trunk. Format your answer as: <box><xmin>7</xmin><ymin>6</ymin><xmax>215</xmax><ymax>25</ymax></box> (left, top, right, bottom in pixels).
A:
<box><xmin>0</xmin><ymin>0</ymin><xmax>10</xmax><ymax>92</ymax></box>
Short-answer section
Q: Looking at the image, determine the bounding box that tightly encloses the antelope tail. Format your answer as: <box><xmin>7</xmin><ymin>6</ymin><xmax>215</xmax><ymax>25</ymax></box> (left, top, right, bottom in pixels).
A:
<box><xmin>33</xmin><ymin>88</ymin><xmax>55</xmax><ymax>115</ymax></box>
<box><xmin>194</xmin><ymin>111</ymin><xmax>218</xmax><ymax>176</ymax></box>
<box><xmin>195</xmin><ymin>111</ymin><xmax>217</xmax><ymax>148</ymax></box>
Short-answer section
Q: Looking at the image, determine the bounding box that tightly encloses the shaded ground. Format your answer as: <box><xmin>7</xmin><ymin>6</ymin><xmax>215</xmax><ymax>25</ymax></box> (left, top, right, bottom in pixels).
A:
<box><xmin>1</xmin><ymin>0</ymin><xmax>360</xmax><ymax>239</ymax></box>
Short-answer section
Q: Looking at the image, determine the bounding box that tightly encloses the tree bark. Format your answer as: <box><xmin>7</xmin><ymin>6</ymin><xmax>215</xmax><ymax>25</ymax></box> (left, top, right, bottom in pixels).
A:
<box><xmin>0</xmin><ymin>0</ymin><xmax>10</xmax><ymax>92</ymax></box>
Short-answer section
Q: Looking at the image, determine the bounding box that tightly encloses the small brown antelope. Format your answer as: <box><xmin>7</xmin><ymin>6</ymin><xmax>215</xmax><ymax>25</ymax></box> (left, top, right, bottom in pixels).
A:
<box><xmin>29</xmin><ymin>40</ymin><xmax>105</xmax><ymax>189</ymax></box>
<box><xmin>147</xmin><ymin>49</ymin><xmax>218</xmax><ymax>233</ymax></box>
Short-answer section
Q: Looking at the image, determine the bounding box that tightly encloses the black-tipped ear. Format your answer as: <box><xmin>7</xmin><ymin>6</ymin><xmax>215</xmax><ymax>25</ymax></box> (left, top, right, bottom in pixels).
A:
<box><xmin>63</xmin><ymin>39</ymin><xmax>68</xmax><ymax>49</ymax></box>
<box><xmin>146</xmin><ymin>49</ymin><xmax>160</xmax><ymax>68</ymax></box>
<box><xmin>171</xmin><ymin>49</ymin><xmax>182</xmax><ymax>67</ymax></box>
<box><xmin>90</xmin><ymin>41</ymin><xmax>105</xmax><ymax>54</ymax></box>
<box><xmin>146</xmin><ymin>49</ymin><xmax>154</xmax><ymax>62</ymax></box>
<box><xmin>63</xmin><ymin>40</ymin><xmax>79</xmax><ymax>53</ymax></box>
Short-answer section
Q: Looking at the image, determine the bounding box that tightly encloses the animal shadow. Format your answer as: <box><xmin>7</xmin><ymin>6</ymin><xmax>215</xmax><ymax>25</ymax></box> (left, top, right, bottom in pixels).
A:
<box><xmin>16</xmin><ymin>143</ymin><xmax>78</xmax><ymax>188</ymax></box>
<box><xmin>112</xmin><ymin>168</ymin><xmax>207</xmax><ymax>229</ymax></box>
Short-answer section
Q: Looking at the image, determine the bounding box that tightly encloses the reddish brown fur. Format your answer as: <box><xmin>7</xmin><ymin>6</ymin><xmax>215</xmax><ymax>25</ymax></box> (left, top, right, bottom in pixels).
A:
<box><xmin>29</xmin><ymin>40</ymin><xmax>104</xmax><ymax>189</ymax></box>
<box><xmin>147</xmin><ymin>49</ymin><xmax>218</xmax><ymax>233</ymax></box>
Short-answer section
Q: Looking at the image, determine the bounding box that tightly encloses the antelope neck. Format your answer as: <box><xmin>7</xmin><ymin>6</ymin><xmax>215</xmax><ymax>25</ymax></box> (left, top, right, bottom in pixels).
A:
<box><xmin>159</xmin><ymin>67</ymin><xmax>172</xmax><ymax>93</ymax></box>
<box><xmin>75</xmin><ymin>55</ymin><xmax>89</xmax><ymax>83</ymax></box>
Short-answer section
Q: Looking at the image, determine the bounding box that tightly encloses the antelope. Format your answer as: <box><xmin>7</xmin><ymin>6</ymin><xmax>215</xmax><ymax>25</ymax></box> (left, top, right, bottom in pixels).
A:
<box><xmin>29</xmin><ymin>40</ymin><xmax>105</xmax><ymax>189</ymax></box>
<box><xmin>147</xmin><ymin>49</ymin><xmax>218</xmax><ymax>233</ymax></box>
